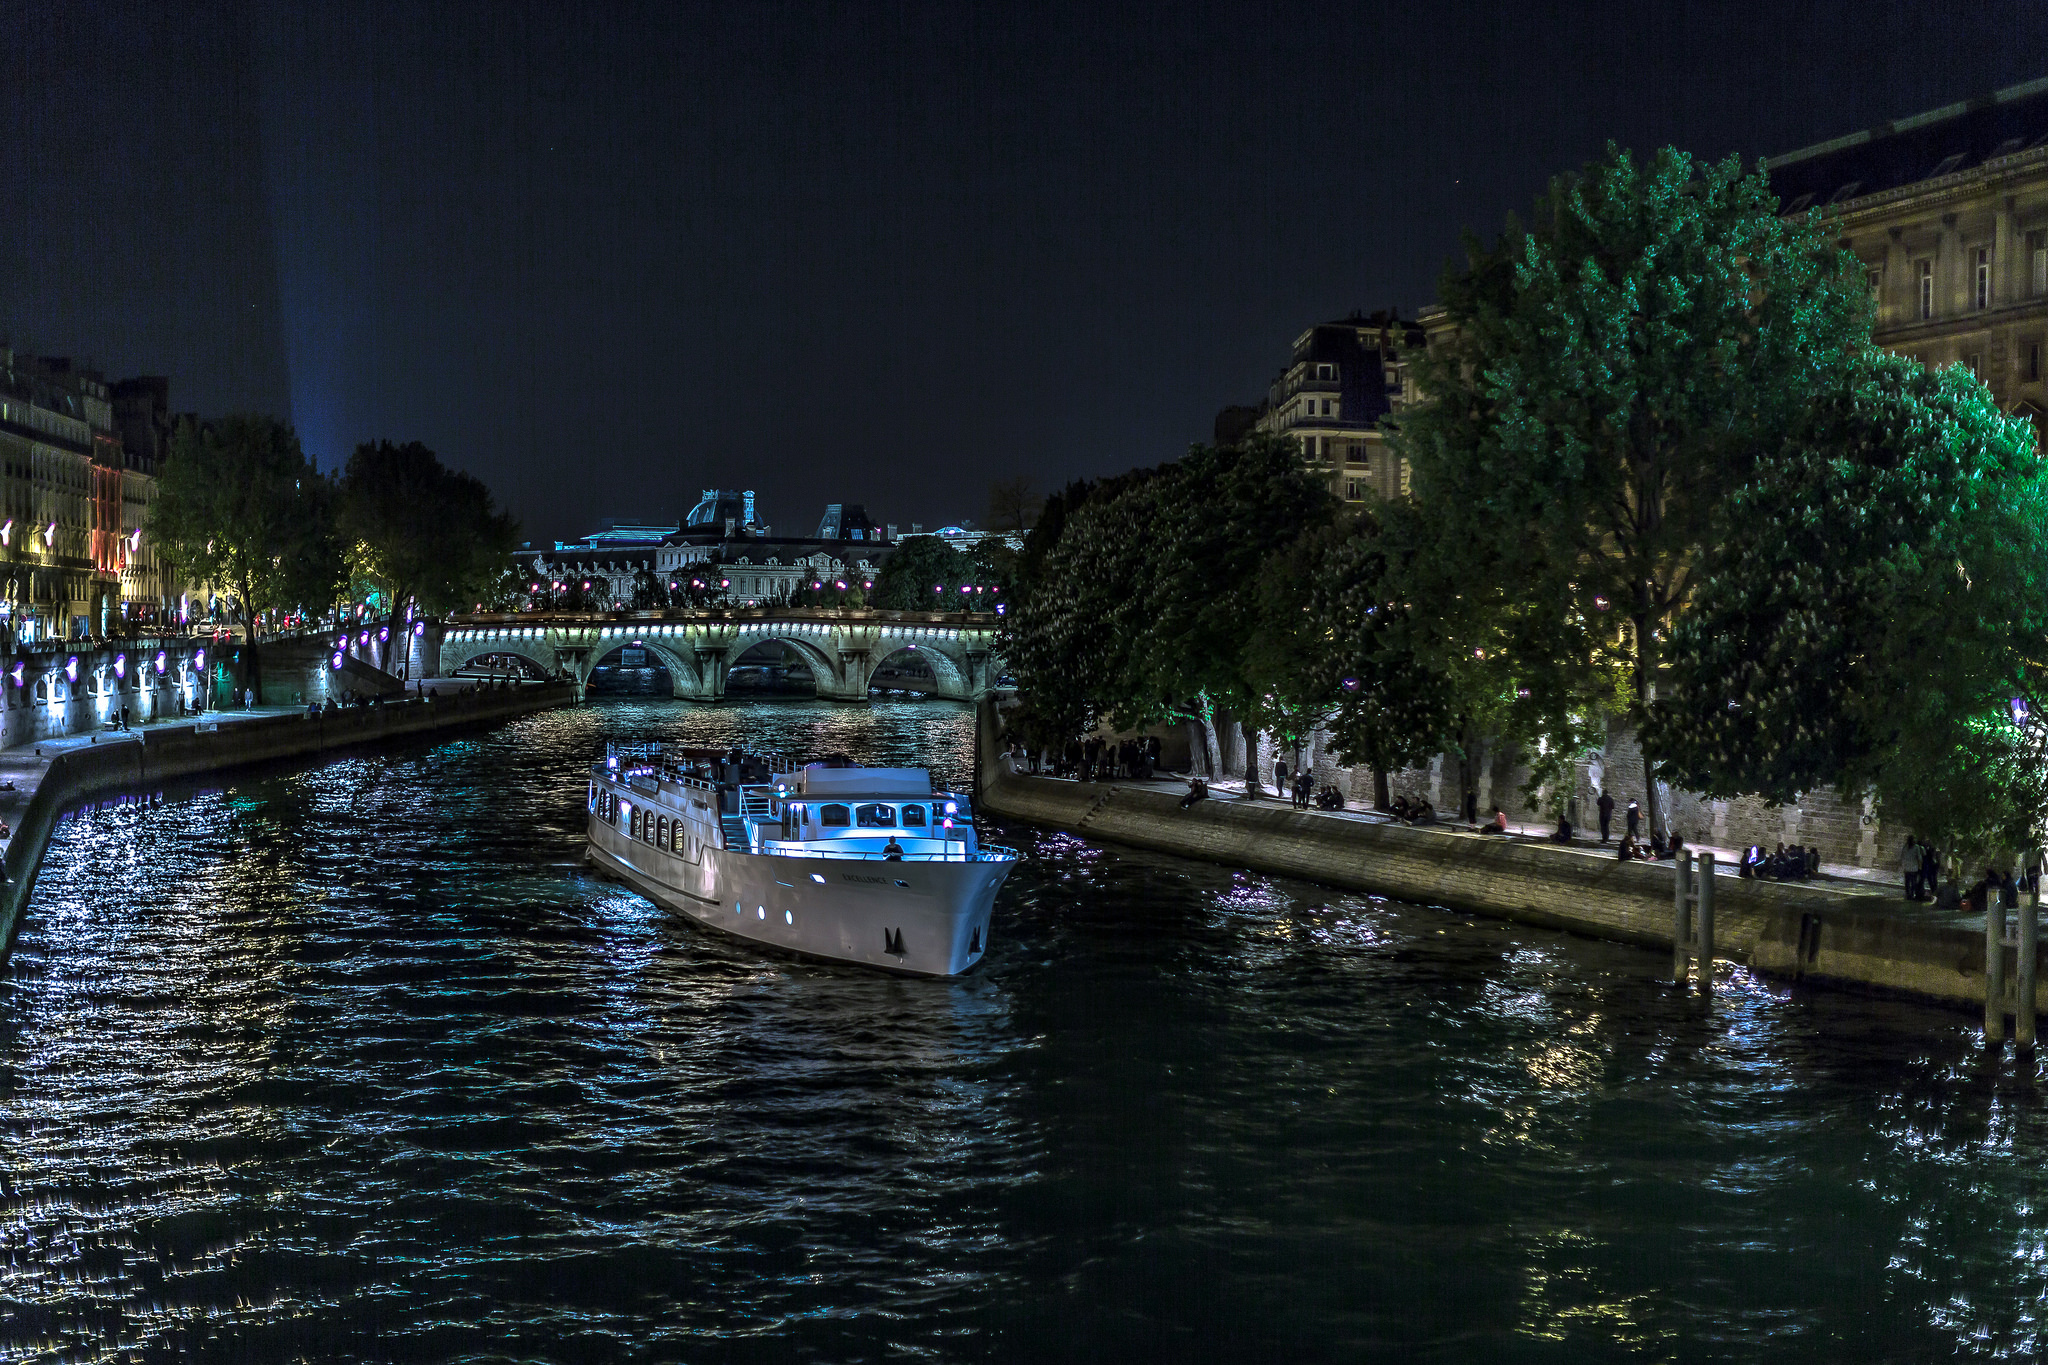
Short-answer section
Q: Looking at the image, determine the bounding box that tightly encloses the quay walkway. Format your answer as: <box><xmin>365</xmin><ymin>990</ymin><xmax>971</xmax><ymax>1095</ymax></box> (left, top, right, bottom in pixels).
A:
<box><xmin>979</xmin><ymin>716</ymin><xmax>2018</xmax><ymax>1017</ymax></box>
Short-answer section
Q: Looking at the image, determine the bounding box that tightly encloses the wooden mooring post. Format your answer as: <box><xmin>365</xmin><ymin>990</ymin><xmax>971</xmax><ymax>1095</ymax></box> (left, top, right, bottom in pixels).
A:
<box><xmin>1985</xmin><ymin>887</ymin><xmax>2040</xmax><ymax>1051</ymax></box>
<box><xmin>1672</xmin><ymin>851</ymin><xmax>1716</xmax><ymax>994</ymax></box>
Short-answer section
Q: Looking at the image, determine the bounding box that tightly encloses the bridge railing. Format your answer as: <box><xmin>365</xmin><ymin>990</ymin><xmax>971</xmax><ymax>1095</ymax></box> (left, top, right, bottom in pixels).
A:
<box><xmin>445</xmin><ymin>606</ymin><xmax>998</xmax><ymax>628</ymax></box>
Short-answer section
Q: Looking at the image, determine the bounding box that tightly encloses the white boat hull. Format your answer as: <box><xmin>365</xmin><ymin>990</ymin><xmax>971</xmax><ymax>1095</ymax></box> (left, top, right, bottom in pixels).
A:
<box><xmin>587</xmin><ymin>814</ymin><xmax>1012</xmax><ymax>976</ymax></box>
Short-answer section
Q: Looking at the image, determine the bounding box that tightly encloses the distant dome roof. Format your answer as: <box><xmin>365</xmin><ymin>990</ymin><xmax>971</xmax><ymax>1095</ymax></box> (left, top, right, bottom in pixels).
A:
<box><xmin>687</xmin><ymin>490</ymin><xmax>749</xmax><ymax>527</ymax></box>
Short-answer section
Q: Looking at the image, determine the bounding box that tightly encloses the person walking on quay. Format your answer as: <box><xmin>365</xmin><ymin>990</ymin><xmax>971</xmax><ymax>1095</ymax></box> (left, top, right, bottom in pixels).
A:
<box><xmin>2026</xmin><ymin>845</ymin><xmax>2044</xmax><ymax>897</ymax></box>
<box><xmin>1273</xmin><ymin>753</ymin><xmax>1289</xmax><ymax>799</ymax></box>
<box><xmin>1597</xmin><ymin>791</ymin><xmax>1614</xmax><ymax>843</ymax></box>
<box><xmin>1624</xmin><ymin>799</ymin><xmax>1641</xmax><ymax>841</ymax></box>
<box><xmin>1901</xmin><ymin>837</ymin><xmax>1923</xmax><ymax>901</ymax></box>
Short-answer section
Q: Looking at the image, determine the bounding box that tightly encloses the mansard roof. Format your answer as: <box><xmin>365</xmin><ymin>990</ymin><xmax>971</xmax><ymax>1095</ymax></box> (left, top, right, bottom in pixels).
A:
<box><xmin>1768</xmin><ymin>75</ymin><xmax>2048</xmax><ymax>212</ymax></box>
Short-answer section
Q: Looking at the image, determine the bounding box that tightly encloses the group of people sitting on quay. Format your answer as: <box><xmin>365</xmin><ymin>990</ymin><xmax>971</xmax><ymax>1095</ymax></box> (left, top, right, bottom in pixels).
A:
<box><xmin>1899</xmin><ymin>837</ymin><xmax>2044</xmax><ymax>911</ymax></box>
<box><xmin>1387</xmin><ymin>795</ymin><xmax>1439</xmax><ymax>825</ymax></box>
<box><xmin>1740</xmin><ymin>842</ymin><xmax>1821</xmax><ymax>881</ymax></box>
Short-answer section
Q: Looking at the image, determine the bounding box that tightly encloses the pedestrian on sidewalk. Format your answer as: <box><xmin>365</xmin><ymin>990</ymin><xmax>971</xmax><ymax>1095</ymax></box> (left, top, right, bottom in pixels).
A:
<box><xmin>1901</xmin><ymin>837</ymin><xmax>1922</xmax><ymax>901</ymax></box>
<box><xmin>1273</xmin><ymin>754</ymin><xmax>1288</xmax><ymax>798</ymax></box>
<box><xmin>1597</xmin><ymin>791</ymin><xmax>1614</xmax><ymax>843</ymax></box>
<box><xmin>1624</xmin><ymin>799</ymin><xmax>1640</xmax><ymax>841</ymax></box>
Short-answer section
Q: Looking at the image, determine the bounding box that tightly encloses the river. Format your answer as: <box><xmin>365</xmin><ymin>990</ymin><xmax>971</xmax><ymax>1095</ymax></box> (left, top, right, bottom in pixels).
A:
<box><xmin>1</xmin><ymin>696</ymin><xmax>2045</xmax><ymax>1362</ymax></box>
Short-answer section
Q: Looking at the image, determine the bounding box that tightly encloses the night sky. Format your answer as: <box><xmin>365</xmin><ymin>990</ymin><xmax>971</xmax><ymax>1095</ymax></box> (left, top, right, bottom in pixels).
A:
<box><xmin>5</xmin><ymin>1</ymin><xmax>2045</xmax><ymax>544</ymax></box>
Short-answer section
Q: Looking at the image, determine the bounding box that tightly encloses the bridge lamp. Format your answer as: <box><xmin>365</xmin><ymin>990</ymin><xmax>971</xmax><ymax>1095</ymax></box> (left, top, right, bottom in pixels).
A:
<box><xmin>933</xmin><ymin>585</ymin><xmax>942</xmax><ymax>594</ymax></box>
<box><xmin>64</xmin><ymin>656</ymin><xmax>77</xmax><ymax>682</ymax></box>
<box><xmin>114</xmin><ymin>654</ymin><xmax>125</xmax><ymax>678</ymax></box>
<box><xmin>995</xmin><ymin>603</ymin><xmax>1005</xmax><ymax>615</ymax></box>
<box><xmin>359</xmin><ymin>632</ymin><xmax>370</xmax><ymax>647</ymax></box>
<box><xmin>7</xmin><ymin>664</ymin><xmax>20</xmax><ymax>688</ymax></box>
<box><xmin>0</xmin><ymin>519</ymin><xmax>11</xmax><ymax>547</ymax></box>
<box><xmin>1341</xmin><ymin>676</ymin><xmax>1360</xmax><ymax>692</ymax></box>
<box><xmin>721</xmin><ymin>579</ymin><xmax>729</xmax><ymax>588</ymax></box>
<box><xmin>194</xmin><ymin>649</ymin><xmax>205</xmax><ymax>669</ymax></box>
<box><xmin>413</xmin><ymin>621</ymin><xmax>425</xmax><ymax>637</ymax></box>
<box><xmin>835</xmin><ymin>581</ymin><xmax>845</xmax><ymax>590</ymax></box>
<box><xmin>331</xmin><ymin>652</ymin><xmax>345</xmax><ymax>670</ymax></box>
<box><xmin>378</xmin><ymin>627</ymin><xmax>389</xmax><ymax>643</ymax></box>
<box><xmin>154</xmin><ymin>651</ymin><xmax>166</xmax><ymax>675</ymax></box>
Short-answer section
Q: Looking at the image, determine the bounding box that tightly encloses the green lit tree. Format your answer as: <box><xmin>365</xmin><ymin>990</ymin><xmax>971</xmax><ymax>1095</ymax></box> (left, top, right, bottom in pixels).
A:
<box><xmin>1392</xmin><ymin>143</ymin><xmax>1871</xmax><ymax>837</ymax></box>
<box><xmin>1649</xmin><ymin>352</ymin><xmax>2048</xmax><ymax>865</ymax></box>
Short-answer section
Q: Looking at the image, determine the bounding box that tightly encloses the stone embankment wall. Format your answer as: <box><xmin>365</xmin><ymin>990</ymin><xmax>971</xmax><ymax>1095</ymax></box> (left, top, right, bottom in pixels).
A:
<box><xmin>982</xmin><ymin>707</ymin><xmax>2029</xmax><ymax>1014</ymax></box>
<box><xmin>0</xmin><ymin>683</ymin><xmax>573</xmax><ymax>955</ymax></box>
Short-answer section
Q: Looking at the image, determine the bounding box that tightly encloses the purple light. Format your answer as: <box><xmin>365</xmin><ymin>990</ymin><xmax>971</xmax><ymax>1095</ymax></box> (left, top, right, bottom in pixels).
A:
<box><xmin>114</xmin><ymin>654</ymin><xmax>126</xmax><ymax>678</ymax></box>
<box><xmin>154</xmin><ymin>651</ymin><xmax>166</xmax><ymax>675</ymax></box>
<box><xmin>331</xmin><ymin>652</ymin><xmax>345</xmax><ymax>670</ymax></box>
<box><xmin>64</xmin><ymin>656</ymin><xmax>77</xmax><ymax>682</ymax></box>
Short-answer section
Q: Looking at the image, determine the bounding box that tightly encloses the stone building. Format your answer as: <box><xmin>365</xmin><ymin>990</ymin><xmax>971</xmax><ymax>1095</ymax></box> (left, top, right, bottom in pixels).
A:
<box><xmin>0</xmin><ymin>350</ymin><xmax>166</xmax><ymax>641</ymax></box>
<box><xmin>1767</xmin><ymin>73</ymin><xmax>2048</xmax><ymax>442</ymax></box>
<box><xmin>1240</xmin><ymin>310</ymin><xmax>1422</xmax><ymax>505</ymax></box>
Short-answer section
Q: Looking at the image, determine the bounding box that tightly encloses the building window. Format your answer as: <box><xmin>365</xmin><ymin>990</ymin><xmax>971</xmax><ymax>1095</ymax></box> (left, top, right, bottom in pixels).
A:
<box><xmin>1966</xmin><ymin>353</ymin><xmax>1982</xmax><ymax>377</ymax></box>
<box><xmin>1866</xmin><ymin>268</ymin><xmax>1882</xmax><ymax>300</ymax></box>
<box><xmin>2031</xmin><ymin>230</ymin><xmax>2047</xmax><ymax>296</ymax></box>
<box><xmin>1975</xmin><ymin>247</ymin><xmax>1992</xmax><ymax>310</ymax></box>
<box><xmin>1918</xmin><ymin>259</ymin><xmax>1934</xmax><ymax>319</ymax></box>
<box><xmin>2028</xmin><ymin>340</ymin><xmax>2043</xmax><ymax>383</ymax></box>
<box><xmin>1322</xmin><ymin>399</ymin><xmax>1332</xmax><ymax>415</ymax></box>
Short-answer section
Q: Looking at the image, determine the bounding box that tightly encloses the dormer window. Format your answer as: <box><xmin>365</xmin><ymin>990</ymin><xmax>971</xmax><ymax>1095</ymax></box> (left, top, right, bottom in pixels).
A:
<box><xmin>1783</xmin><ymin>193</ymin><xmax>1814</xmax><ymax>213</ymax></box>
<box><xmin>1929</xmin><ymin>153</ymin><xmax>1967</xmax><ymax>177</ymax></box>
<box><xmin>1826</xmin><ymin>181</ymin><xmax>1863</xmax><ymax>204</ymax></box>
<box><xmin>1315</xmin><ymin>363</ymin><xmax>1334</xmax><ymax>380</ymax></box>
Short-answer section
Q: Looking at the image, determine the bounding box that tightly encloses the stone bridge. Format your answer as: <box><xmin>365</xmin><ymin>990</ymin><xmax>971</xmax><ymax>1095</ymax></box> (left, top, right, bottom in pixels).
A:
<box><xmin>437</xmin><ymin>608</ymin><xmax>1004</xmax><ymax>703</ymax></box>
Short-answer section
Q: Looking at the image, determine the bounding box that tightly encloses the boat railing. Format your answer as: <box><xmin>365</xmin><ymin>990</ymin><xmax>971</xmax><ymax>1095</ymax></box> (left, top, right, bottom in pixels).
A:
<box><xmin>761</xmin><ymin>843</ymin><xmax>1019</xmax><ymax>864</ymax></box>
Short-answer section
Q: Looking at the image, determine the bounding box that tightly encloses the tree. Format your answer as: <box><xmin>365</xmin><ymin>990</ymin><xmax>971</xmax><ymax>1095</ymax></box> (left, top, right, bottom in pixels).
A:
<box><xmin>1392</xmin><ymin>144</ymin><xmax>1871</xmax><ymax>837</ymax></box>
<box><xmin>1649</xmin><ymin>352</ymin><xmax>2048</xmax><ymax>864</ymax></box>
<box><xmin>872</xmin><ymin>535</ymin><xmax>968</xmax><ymax>609</ymax></box>
<box><xmin>150</xmin><ymin>415</ymin><xmax>337</xmax><ymax>694</ymax></box>
<box><xmin>339</xmin><ymin>440</ymin><xmax>520</xmax><ymax>676</ymax></box>
<box><xmin>985</xmin><ymin>476</ymin><xmax>1040</xmax><ymax>532</ymax></box>
<box><xmin>1282</xmin><ymin>505</ymin><xmax>1469</xmax><ymax>807</ymax></box>
<box><xmin>1005</xmin><ymin>434</ymin><xmax>1335</xmax><ymax>774</ymax></box>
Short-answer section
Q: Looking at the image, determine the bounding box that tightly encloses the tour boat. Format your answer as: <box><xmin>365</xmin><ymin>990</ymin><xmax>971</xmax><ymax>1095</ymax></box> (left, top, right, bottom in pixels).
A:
<box><xmin>585</xmin><ymin>744</ymin><xmax>1018</xmax><ymax>975</ymax></box>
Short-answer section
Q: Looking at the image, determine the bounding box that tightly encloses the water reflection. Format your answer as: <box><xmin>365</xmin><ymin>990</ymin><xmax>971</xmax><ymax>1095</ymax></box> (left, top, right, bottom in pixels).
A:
<box><xmin>2</xmin><ymin>698</ymin><xmax>2048</xmax><ymax>1359</ymax></box>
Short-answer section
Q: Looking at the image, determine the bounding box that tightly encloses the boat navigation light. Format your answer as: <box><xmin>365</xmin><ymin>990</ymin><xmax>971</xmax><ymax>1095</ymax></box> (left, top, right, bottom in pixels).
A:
<box><xmin>944</xmin><ymin>800</ymin><xmax>957</xmax><ymax>813</ymax></box>
<box><xmin>608</xmin><ymin>757</ymin><xmax>618</xmax><ymax>770</ymax></box>
<box><xmin>811</xmin><ymin>873</ymin><xmax>826</xmax><ymax>884</ymax></box>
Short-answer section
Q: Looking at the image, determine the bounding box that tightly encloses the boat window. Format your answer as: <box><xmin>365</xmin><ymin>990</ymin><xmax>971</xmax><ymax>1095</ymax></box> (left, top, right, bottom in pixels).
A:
<box><xmin>819</xmin><ymin>804</ymin><xmax>852</xmax><ymax>827</ymax></box>
<box><xmin>900</xmin><ymin>804</ymin><xmax>927</xmax><ymax>828</ymax></box>
<box><xmin>656</xmin><ymin>815</ymin><xmax>668</xmax><ymax>846</ymax></box>
<box><xmin>630</xmin><ymin>806</ymin><xmax>641</xmax><ymax>839</ymax></box>
<box><xmin>855</xmin><ymin>803</ymin><xmax>895</xmax><ymax>828</ymax></box>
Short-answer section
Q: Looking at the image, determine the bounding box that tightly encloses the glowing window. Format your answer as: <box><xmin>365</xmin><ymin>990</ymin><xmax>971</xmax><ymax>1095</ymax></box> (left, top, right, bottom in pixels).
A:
<box><xmin>855</xmin><ymin>803</ymin><xmax>896</xmax><ymax>828</ymax></box>
<box><xmin>900</xmin><ymin>804</ymin><xmax>927</xmax><ymax>828</ymax></box>
<box><xmin>655</xmin><ymin>815</ymin><xmax>668</xmax><ymax>846</ymax></box>
<box><xmin>819</xmin><ymin>804</ymin><xmax>851</xmax><ymax>827</ymax></box>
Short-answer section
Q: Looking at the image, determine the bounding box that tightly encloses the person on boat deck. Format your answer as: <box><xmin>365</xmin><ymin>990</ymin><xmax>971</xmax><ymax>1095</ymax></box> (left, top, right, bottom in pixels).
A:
<box><xmin>883</xmin><ymin>836</ymin><xmax>904</xmax><ymax>861</ymax></box>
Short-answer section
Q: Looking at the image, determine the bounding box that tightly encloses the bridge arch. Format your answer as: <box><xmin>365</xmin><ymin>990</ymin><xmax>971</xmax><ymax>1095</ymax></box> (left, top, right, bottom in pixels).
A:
<box><xmin>441</xmin><ymin>629</ymin><xmax>562</xmax><ymax>680</ymax></box>
<box><xmin>863</xmin><ymin>642</ymin><xmax>970</xmax><ymax>698</ymax></box>
<box><xmin>723</xmin><ymin>628</ymin><xmax>843</xmax><ymax>695</ymax></box>
<box><xmin>586</xmin><ymin>634</ymin><xmax>704</xmax><ymax>696</ymax></box>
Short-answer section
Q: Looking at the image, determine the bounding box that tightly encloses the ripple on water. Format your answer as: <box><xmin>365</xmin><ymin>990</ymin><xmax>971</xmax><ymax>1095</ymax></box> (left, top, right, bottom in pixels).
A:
<box><xmin>2</xmin><ymin>698</ymin><xmax>2048</xmax><ymax>1361</ymax></box>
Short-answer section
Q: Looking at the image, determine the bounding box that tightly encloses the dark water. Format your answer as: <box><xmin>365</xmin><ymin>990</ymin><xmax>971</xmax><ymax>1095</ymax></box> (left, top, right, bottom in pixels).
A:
<box><xmin>3</xmin><ymin>698</ymin><xmax>2048</xmax><ymax>1362</ymax></box>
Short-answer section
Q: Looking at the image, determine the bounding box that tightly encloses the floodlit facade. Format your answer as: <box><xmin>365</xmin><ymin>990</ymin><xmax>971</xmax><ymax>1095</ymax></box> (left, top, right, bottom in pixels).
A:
<box><xmin>1241</xmin><ymin>311</ymin><xmax>1422</xmax><ymax>504</ymax></box>
<box><xmin>1769</xmin><ymin>74</ymin><xmax>2048</xmax><ymax>442</ymax></box>
<box><xmin>0</xmin><ymin>350</ymin><xmax>169</xmax><ymax>640</ymax></box>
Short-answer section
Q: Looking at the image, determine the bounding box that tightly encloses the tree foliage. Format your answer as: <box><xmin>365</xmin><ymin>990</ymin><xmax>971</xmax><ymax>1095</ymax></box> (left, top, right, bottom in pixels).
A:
<box><xmin>151</xmin><ymin>415</ymin><xmax>340</xmax><ymax>629</ymax></box>
<box><xmin>872</xmin><ymin>535</ymin><xmax>968</xmax><ymax>609</ymax></box>
<box><xmin>340</xmin><ymin>440</ymin><xmax>520</xmax><ymax>628</ymax></box>
<box><xmin>1649</xmin><ymin>352</ymin><xmax>2048</xmax><ymax>859</ymax></box>
<box><xmin>1391</xmin><ymin>144</ymin><xmax>1870</xmax><ymax>828</ymax></box>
